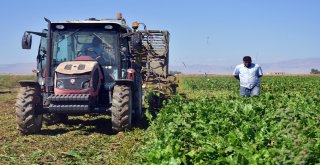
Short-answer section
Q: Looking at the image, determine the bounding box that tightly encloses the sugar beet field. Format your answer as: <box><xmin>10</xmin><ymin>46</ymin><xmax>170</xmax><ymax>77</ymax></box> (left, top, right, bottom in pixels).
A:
<box><xmin>0</xmin><ymin>75</ymin><xmax>320</xmax><ymax>164</ymax></box>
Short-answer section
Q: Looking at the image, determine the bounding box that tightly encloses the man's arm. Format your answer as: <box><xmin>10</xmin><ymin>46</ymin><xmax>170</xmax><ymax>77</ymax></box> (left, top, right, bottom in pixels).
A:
<box><xmin>258</xmin><ymin>66</ymin><xmax>263</xmax><ymax>78</ymax></box>
<box><xmin>94</xmin><ymin>47</ymin><xmax>104</xmax><ymax>59</ymax></box>
<box><xmin>233</xmin><ymin>66</ymin><xmax>240</xmax><ymax>80</ymax></box>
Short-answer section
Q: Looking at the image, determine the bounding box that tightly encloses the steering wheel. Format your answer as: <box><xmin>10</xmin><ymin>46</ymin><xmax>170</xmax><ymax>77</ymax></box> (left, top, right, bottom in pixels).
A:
<box><xmin>77</xmin><ymin>48</ymin><xmax>99</xmax><ymax>57</ymax></box>
<box><xmin>77</xmin><ymin>50</ymin><xmax>112</xmax><ymax>66</ymax></box>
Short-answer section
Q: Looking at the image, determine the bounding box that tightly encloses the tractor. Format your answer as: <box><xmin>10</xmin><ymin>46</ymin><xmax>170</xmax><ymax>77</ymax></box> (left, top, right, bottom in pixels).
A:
<box><xmin>16</xmin><ymin>13</ymin><xmax>177</xmax><ymax>134</ymax></box>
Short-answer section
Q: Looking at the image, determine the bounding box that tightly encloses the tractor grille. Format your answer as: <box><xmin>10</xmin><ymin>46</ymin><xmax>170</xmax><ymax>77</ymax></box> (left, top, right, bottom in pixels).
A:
<box><xmin>49</xmin><ymin>104</ymin><xmax>89</xmax><ymax>113</ymax></box>
<box><xmin>78</xmin><ymin>64</ymin><xmax>86</xmax><ymax>70</ymax></box>
<box><xmin>64</xmin><ymin>64</ymin><xmax>73</xmax><ymax>70</ymax></box>
<box><xmin>48</xmin><ymin>94</ymin><xmax>90</xmax><ymax>102</ymax></box>
<box><xmin>48</xmin><ymin>94</ymin><xmax>91</xmax><ymax>113</ymax></box>
<box><xmin>56</xmin><ymin>73</ymin><xmax>91</xmax><ymax>90</ymax></box>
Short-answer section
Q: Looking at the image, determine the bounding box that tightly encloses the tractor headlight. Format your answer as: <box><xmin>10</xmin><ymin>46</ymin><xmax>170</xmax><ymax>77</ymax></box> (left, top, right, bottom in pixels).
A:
<box><xmin>104</xmin><ymin>25</ymin><xmax>113</xmax><ymax>30</ymax></box>
<box><xmin>82</xmin><ymin>81</ymin><xmax>90</xmax><ymax>89</ymax></box>
<box><xmin>56</xmin><ymin>25</ymin><xmax>65</xmax><ymax>30</ymax></box>
<box><xmin>56</xmin><ymin>80</ymin><xmax>64</xmax><ymax>89</ymax></box>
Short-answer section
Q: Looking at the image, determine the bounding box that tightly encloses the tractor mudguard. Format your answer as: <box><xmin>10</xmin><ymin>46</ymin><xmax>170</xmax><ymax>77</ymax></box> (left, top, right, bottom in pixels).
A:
<box><xmin>18</xmin><ymin>80</ymin><xmax>40</xmax><ymax>88</ymax></box>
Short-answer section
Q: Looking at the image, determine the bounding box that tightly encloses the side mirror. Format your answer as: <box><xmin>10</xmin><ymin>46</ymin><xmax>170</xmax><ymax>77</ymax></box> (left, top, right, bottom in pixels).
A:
<box><xmin>40</xmin><ymin>46</ymin><xmax>47</xmax><ymax>55</ymax></box>
<box><xmin>131</xmin><ymin>33</ymin><xmax>143</xmax><ymax>52</ymax></box>
<box><xmin>22</xmin><ymin>32</ymin><xmax>32</xmax><ymax>49</ymax></box>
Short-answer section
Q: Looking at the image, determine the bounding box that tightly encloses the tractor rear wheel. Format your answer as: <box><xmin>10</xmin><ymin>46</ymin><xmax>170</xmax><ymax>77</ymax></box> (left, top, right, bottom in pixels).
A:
<box><xmin>15</xmin><ymin>86</ymin><xmax>43</xmax><ymax>134</ymax></box>
<box><xmin>111</xmin><ymin>85</ymin><xmax>132</xmax><ymax>132</ymax></box>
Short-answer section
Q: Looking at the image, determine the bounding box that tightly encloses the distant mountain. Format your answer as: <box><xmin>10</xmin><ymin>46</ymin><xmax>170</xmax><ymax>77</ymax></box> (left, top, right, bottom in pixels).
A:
<box><xmin>170</xmin><ymin>58</ymin><xmax>320</xmax><ymax>74</ymax></box>
<box><xmin>260</xmin><ymin>58</ymin><xmax>320</xmax><ymax>74</ymax></box>
<box><xmin>0</xmin><ymin>58</ymin><xmax>319</xmax><ymax>75</ymax></box>
<box><xmin>0</xmin><ymin>63</ymin><xmax>36</xmax><ymax>74</ymax></box>
<box><xmin>170</xmin><ymin>64</ymin><xmax>233</xmax><ymax>75</ymax></box>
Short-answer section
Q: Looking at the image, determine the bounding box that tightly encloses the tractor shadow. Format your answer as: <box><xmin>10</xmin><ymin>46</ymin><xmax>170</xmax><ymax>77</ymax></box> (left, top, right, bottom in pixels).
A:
<box><xmin>40</xmin><ymin>117</ymin><xmax>115</xmax><ymax>135</ymax></box>
<box><xmin>133</xmin><ymin>113</ymin><xmax>151</xmax><ymax>130</ymax></box>
<box><xmin>39</xmin><ymin>115</ymin><xmax>151</xmax><ymax>136</ymax></box>
<box><xmin>39</xmin><ymin>93</ymin><xmax>171</xmax><ymax>136</ymax></box>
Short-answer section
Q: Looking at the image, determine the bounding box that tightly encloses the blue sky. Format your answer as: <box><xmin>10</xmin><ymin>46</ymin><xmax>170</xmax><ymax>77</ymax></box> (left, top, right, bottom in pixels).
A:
<box><xmin>1</xmin><ymin>0</ymin><xmax>319</xmax><ymax>66</ymax></box>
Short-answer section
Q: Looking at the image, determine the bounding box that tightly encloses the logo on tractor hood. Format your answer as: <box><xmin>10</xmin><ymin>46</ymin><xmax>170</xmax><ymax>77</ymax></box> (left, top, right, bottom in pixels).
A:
<box><xmin>70</xmin><ymin>78</ymin><xmax>76</xmax><ymax>84</ymax></box>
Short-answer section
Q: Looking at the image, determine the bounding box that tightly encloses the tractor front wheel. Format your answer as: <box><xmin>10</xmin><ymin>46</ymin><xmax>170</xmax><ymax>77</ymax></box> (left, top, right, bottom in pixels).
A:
<box><xmin>15</xmin><ymin>86</ymin><xmax>43</xmax><ymax>134</ymax></box>
<box><xmin>111</xmin><ymin>85</ymin><xmax>132</xmax><ymax>133</ymax></box>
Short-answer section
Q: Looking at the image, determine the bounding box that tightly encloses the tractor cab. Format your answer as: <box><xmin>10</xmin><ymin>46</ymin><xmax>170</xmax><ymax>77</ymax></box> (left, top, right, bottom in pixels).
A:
<box><xmin>50</xmin><ymin>23</ymin><xmax>124</xmax><ymax>95</ymax></box>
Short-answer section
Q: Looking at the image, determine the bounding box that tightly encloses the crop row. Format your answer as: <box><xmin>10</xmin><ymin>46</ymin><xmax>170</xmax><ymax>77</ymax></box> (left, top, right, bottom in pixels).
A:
<box><xmin>134</xmin><ymin>76</ymin><xmax>320</xmax><ymax>164</ymax></box>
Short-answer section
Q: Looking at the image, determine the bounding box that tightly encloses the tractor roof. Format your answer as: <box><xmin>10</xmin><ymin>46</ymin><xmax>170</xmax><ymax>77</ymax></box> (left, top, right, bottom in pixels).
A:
<box><xmin>52</xmin><ymin>18</ymin><xmax>131</xmax><ymax>30</ymax></box>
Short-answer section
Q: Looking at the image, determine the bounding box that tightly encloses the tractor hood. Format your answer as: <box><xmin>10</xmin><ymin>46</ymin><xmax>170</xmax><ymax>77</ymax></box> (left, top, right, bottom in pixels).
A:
<box><xmin>56</xmin><ymin>61</ymin><xmax>99</xmax><ymax>74</ymax></box>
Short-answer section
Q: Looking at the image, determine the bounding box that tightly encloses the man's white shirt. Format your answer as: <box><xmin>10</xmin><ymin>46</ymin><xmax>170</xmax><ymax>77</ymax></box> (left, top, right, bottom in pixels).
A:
<box><xmin>233</xmin><ymin>63</ymin><xmax>263</xmax><ymax>89</ymax></box>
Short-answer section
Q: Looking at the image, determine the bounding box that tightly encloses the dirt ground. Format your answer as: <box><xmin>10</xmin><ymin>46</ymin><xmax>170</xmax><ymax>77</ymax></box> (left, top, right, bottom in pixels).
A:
<box><xmin>0</xmin><ymin>90</ymin><xmax>145</xmax><ymax>164</ymax></box>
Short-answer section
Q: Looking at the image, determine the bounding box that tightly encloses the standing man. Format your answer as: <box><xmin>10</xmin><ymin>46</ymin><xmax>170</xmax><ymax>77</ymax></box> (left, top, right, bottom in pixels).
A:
<box><xmin>233</xmin><ymin>56</ymin><xmax>263</xmax><ymax>97</ymax></box>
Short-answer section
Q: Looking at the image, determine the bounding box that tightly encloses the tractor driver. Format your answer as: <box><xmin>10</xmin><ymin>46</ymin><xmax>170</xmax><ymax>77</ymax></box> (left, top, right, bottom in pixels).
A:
<box><xmin>80</xmin><ymin>36</ymin><xmax>104</xmax><ymax>59</ymax></box>
<box><xmin>79</xmin><ymin>36</ymin><xmax>112</xmax><ymax>65</ymax></box>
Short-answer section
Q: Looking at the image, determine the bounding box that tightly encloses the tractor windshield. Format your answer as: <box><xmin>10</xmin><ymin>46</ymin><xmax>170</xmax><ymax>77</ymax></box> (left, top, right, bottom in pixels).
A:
<box><xmin>52</xmin><ymin>28</ymin><xmax>118</xmax><ymax>67</ymax></box>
